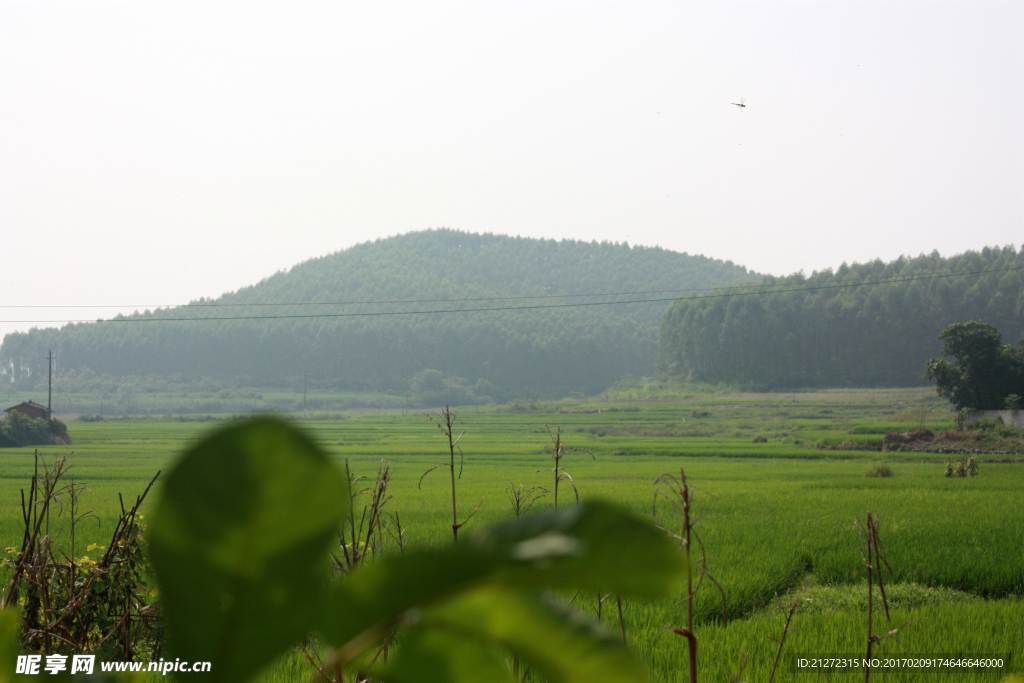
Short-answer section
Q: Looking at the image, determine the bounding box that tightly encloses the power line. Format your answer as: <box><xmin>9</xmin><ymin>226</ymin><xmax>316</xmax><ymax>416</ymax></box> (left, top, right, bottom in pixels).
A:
<box><xmin>1</xmin><ymin>265</ymin><xmax>1020</xmax><ymax>325</ymax></box>
<box><xmin>2</xmin><ymin>264</ymin><xmax>1020</xmax><ymax>311</ymax></box>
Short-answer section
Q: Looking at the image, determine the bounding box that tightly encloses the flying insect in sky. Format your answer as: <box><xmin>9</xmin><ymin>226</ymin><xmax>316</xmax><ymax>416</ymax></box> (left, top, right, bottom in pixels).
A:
<box><xmin>731</xmin><ymin>98</ymin><xmax>746</xmax><ymax>111</ymax></box>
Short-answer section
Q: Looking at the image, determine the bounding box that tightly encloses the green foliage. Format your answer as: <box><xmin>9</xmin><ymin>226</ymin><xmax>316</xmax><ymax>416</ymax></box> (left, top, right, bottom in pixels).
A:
<box><xmin>659</xmin><ymin>245</ymin><xmax>1024</xmax><ymax>389</ymax></box>
<box><xmin>391</xmin><ymin>587</ymin><xmax>645</xmax><ymax>683</ymax></box>
<box><xmin>1006</xmin><ymin>393</ymin><xmax>1023</xmax><ymax>410</ymax></box>
<box><xmin>150</xmin><ymin>418</ymin><xmax>683</xmax><ymax>683</ymax></box>
<box><xmin>1</xmin><ymin>453</ymin><xmax>160</xmax><ymax>660</ymax></box>
<box><xmin>148</xmin><ymin>418</ymin><xmax>349</xmax><ymax>683</ymax></box>
<box><xmin>944</xmin><ymin>455</ymin><xmax>978</xmax><ymax>478</ymax></box>
<box><xmin>925</xmin><ymin>322</ymin><xmax>1024</xmax><ymax>410</ymax></box>
<box><xmin>0</xmin><ymin>413</ymin><xmax>70</xmax><ymax>448</ymax></box>
<box><xmin>0</xmin><ymin>608</ymin><xmax>20</xmax><ymax>683</ymax></box>
<box><xmin>1</xmin><ymin>230</ymin><xmax>754</xmax><ymax>401</ymax></box>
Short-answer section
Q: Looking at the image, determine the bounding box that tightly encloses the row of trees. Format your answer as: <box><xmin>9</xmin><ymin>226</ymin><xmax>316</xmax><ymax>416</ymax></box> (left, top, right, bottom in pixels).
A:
<box><xmin>1</xmin><ymin>230</ymin><xmax>753</xmax><ymax>400</ymax></box>
<box><xmin>659</xmin><ymin>246</ymin><xmax>1024</xmax><ymax>389</ymax></box>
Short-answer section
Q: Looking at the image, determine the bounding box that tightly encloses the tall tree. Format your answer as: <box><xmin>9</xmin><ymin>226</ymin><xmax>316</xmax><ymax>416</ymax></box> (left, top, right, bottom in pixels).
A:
<box><xmin>924</xmin><ymin>322</ymin><xmax>1024</xmax><ymax>411</ymax></box>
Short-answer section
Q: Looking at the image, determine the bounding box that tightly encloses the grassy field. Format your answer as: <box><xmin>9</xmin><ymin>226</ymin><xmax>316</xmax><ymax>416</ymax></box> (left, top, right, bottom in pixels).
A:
<box><xmin>1</xmin><ymin>387</ymin><xmax>1021</xmax><ymax>681</ymax></box>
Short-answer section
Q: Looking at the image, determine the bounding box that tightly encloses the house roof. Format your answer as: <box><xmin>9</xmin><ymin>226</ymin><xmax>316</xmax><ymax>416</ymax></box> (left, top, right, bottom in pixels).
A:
<box><xmin>4</xmin><ymin>401</ymin><xmax>52</xmax><ymax>414</ymax></box>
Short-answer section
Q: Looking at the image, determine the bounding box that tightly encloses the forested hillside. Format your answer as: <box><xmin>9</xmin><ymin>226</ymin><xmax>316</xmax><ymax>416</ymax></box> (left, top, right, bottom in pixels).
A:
<box><xmin>659</xmin><ymin>245</ymin><xmax>1024</xmax><ymax>389</ymax></box>
<box><xmin>1</xmin><ymin>230</ymin><xmax>754</xmax><ymax>402</ymax></box>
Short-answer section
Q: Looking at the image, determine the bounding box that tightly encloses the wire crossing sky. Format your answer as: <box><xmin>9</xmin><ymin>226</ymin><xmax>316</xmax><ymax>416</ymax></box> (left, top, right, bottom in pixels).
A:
<box><xmin>2</xmin><ymin>266</ymin><xmax>1018</xmax><ymax>326</ymax></box>
<box><xmin>1</xmin><ymin>1</ymin><xmax>1021</xmax><ymax>340</ymax></box>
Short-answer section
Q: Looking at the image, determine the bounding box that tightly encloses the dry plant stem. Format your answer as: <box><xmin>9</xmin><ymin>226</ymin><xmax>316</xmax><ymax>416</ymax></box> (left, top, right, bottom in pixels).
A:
<box><xmin>656</xmin><ymin>470</ymin><xmax>695</xmax><ymax>683</ymax></box>
<box><xmin>654</xmin><ymin>468</ymin><xmax>727</xmax><ymax>683</ymax></box>
<box><xmin>419</xmin><ymin>406</ymin><xmax>470</xmax><ymax>541</ymax></box>
<box><xmin>855</xmin><ymin>512</ymin><xmax>920</xmax><ymax>683</ymax></box>
<box><xmin>767</xmin><ymin>593</ymin><xmax>799</xmax><ymax>683</ymax></box>
<box><xmin>4</xmin><ymin>452</ymin><xmax>160</xmax><ymax>657</ymax></box>
<box><xmin>299</xmin><ymin>643</ymin><xmax>337</xmax><ymax>683</ymax></box>
<box><xmin>616</xmin><ymin>594</ymin><xmax>627</xmax><ymax>642</ymax></box>
<box><xmin>729</xmin><ymin>650</ymin><xmax>750</xmax><ymax>683</ymax></box>
<box><xmin>322</xmin><ymin>613</ymin><xmax>413</xmax><ymax>681</ymax></box>
<box><xmin>505</xmin><ymin>483</ymin><xmax>548</xmax><ymax>518</ymax></box>
<box><xmin>510</xmin><ymin>656</ymin><xmax>530</xmax><ymax>683</ymax></box>
<box><xmin>695</xmin><ymin>560</ymin><xmax>728</xmax><ymax>626</ymax></box>
<box><xmin>596</xmin><ymin>592</ymin><xmax>612</xmax><ymax>622</ymax></box>
<box><xmin>541</xmin><ymin>426</ymin><xmax>593</xmax><ymax>512</ymax></box>
<box><xmin>664</xmin><ymin>626</ymin><xmax>698</xmax><ymax>683</ymax></box>
<box><xmin>385</xmin><ymin>511</ymin><xmax>407</xmax><ymax>554</ymax></box>
<box><xmin>338</xmin><ymin>460</ymin><xmax>393</xmax><ymax>571</ymax></box>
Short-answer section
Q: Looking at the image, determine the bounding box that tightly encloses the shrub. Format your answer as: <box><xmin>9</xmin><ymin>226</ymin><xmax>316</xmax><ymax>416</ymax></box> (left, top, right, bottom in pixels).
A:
<box><xmin>974</xmin><ymin>416</ymin><xmax>1022</xmax><ymax>439</ymax></box>
<box><xmin>865</xmin><ymin>463</ymin><xmax>895</xmax><ymax>478</ymax></box>
<box><xmin>0</xmin><ymin>413</ymin><xmax>71</xmax><ymax>447</ymax></box>
<box><xmin>944</xmin><ymin>455</ymin><xmax>979</xmax><ymax>478</ymax></box>
<box><xmin>752</xmin><ymin>435</ymin><xmax>767</xmax><ymax>443</ymax></box>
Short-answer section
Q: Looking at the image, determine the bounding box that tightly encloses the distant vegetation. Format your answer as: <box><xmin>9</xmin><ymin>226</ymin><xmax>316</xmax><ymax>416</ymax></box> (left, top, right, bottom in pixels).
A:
<box><xmin>659</xmin><ymin>245</ymin><xmax>1024</xmax><ymax>389</ymax></box>
<box><xmin>1</xmin><ymin>230</ymin><xmax>754</xmax><ymax>406</ymax></box>
<box><xmin>0</xmin><ymin>413</ymin><xmax>71</xmax><ymax>448</ymax></box>
<box><xmin>6</xmin><ymin>235</ymin><xmax>1023</xmax><ymax>412</ymax></box>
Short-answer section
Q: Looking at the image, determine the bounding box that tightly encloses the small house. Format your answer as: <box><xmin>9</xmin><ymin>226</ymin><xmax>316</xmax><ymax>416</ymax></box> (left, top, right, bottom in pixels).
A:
<box><xmin>4</xmin><ymin>401</ymin><xmax>53</xmax><ymax>422</ymax></box>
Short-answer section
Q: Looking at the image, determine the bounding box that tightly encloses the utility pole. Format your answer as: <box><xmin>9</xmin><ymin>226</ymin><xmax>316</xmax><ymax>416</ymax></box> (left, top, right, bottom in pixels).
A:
<box><xmin>303</xmin><ymin>373</ymin><xmax>307</xmax><ymax>416</ymax></box>
<box><xmin>47</xmin><ymin>349</ymin><xmax>53</xmax><ymax>420</ymax></box>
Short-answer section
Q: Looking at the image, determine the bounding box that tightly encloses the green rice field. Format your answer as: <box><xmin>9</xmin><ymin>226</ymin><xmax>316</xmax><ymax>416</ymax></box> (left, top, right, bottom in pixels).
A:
<box><xmin>1</xmin><ymin>388</ymin><xmax>1021</xmax><ymax>681</ymax></box>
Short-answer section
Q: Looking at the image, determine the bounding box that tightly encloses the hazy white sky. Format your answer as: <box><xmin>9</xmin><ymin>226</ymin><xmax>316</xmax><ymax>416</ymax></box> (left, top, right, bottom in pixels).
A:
<box><xmin>1</xmin><ymin>1</ymin><xmax>1021</xmax><ymax>339</ymax></box>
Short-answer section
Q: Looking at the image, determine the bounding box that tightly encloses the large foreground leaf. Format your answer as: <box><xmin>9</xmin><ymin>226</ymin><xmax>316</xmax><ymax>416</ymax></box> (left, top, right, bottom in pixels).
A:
<box><xmin>148</xmin><ymin>418</ymin><xmax>348</xmax><ymax>683</ymax></box>
<box><xmin>0</xmin><ymin>608</ymin><xmax>19</xmax><ymax>683</ymax></box>
<box><xmin>418</xmin><ymin>587</ymin><xmax>649</xmax><ymax>683</ymax></box>
<box><xmin>321</xmin><ymin>500</ymin><xmax>683</xmax><ymax>652</ymax></box>
<box><xmin>369</xmin><ymin>626</ymin><xmax>515</xmax><ymax>683</ymax></box>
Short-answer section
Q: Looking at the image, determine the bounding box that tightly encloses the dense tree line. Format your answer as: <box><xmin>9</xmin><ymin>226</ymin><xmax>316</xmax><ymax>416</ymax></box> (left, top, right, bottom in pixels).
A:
<box><xmin>1</xmin><ymin>230</ymin><xmax>753</xmax><ymax>401</ymax></box>
<box><xmin>659</xmin><ymin>246</ymin><xmax>1024</xmax><ymax>389</ymax></box>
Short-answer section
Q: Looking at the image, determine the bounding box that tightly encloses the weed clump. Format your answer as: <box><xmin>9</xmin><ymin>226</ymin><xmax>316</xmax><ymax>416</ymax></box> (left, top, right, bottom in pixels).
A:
<box><xmin>865</xmin><ymin>463</ymin><xmax>895</xmax><ymax>478</ymax></box>
<box><xmin>944</xmin><ymin>455</ymin><xmax>979</xmax><ymax>478</ymax></box>
<box><xmin>752</xmin><ymin>435</ymin><xmax>768</xmax><ymax>443</ymax></box>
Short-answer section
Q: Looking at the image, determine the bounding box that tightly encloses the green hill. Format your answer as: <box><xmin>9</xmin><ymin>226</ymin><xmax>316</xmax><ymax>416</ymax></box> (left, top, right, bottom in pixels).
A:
<box><xmin>659</xmin><ymin>245</ymin><xmax>1024</xmax><ymax>389</ymax></box>
<box><xmin>2</xmin><ymin>230</ymin><xmax>756</xmax><ymax>403</ymax></box>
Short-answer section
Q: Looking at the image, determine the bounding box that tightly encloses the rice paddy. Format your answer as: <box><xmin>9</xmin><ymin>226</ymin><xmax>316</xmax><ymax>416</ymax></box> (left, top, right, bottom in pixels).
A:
<box><xmin>1</xmin><ymin>387</ymin><xmax>1021</xmax><ymax>681</ymax></box>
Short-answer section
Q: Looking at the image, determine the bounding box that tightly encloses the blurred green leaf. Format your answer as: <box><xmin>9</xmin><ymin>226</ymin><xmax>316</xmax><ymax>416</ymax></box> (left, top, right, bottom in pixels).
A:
<box><xmin>419</xmin><ymin>586</ymin><xmax>649</xmax><ymax>683</ymax></box>
<box><xmin>321</xmin><ymin>500</ymin><xmax>682</xmax><ymax>650</ymax></box>
<box><xmin>148</xmin><ymin>418</ymin><xmax>348</xmax><ymax>683</ymax></box>
<box><xmin>0</xmin><ymin>608</ymin><xmax>19</xmax><ymax>683</ymax></box>
<box><xmin>480</xmin><ymin>500</ymin><xmax>683</xmax><ymax>595</ymax></box>
<box><xmin>370</xmin><ymin>626</ymin><xmax>515</xmax><ymax>683</ymax></box>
